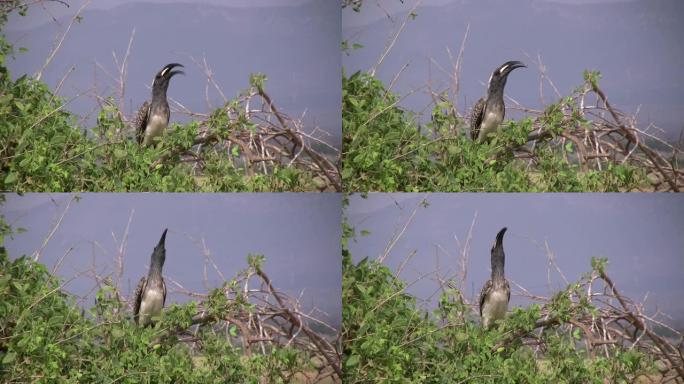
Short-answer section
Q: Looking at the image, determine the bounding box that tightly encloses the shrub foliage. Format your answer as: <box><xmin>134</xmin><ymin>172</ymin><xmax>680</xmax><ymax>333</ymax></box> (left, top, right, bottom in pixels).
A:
<box><xmin>0</xmin><ymin>211</ymin><xmax>340</xmax><ymax>383</ymax></box>
<box><xmin>0</xmin><ymin>3</ymin><xmax>340</xmax><ymax>192</ymax></box>
<box><xmin>342</xmin><ymin>69</ymin><xmax>684</xmax><ymax>192</ymax></box>
<box><xmin>342</xmin><ymin>211</ymin><xmax>682</xmax><ymax>383</ymax></box>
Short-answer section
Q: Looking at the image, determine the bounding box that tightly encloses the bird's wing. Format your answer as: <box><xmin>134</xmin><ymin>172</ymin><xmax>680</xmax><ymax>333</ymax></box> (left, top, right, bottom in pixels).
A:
<box><xmin>133</xmin><ymin>276</ymin><xmax>147</xmax><ymax>324</ymax></box>
<box><xmin>479</xmin><ymin>279</ymin><xmax>493</xmax><ymax>317</ymax></box>
<box><xmin>504</xmin><ymin>279</ymin><xmax>511</xmax><ymax>304</ymax></box>
<box><xmin>469</xmin><ymin>97</ymin><xmax>485</xmax><ymax>141</ymax></box>
<box><xmin>164</xmin><ymin>104</ymin><xmax>171</xmax><ymax>127</ymax></box>
<box><xmin>161</xmin><ymin>277</ymin><xmax>167</xmax><ymax>308</ymax></box>
<box><xmin>135</xmin><ymin>101</ymin><xmax>150</xmax><ymax>144</ymax></box>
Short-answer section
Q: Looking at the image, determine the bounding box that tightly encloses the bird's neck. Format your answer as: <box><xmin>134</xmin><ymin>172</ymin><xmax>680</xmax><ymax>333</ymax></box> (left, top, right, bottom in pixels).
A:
<box><xmin>488</xmin><ymin>75</ymin><xmax>508</xmax><ymax>97</ymax></box>
<box><xmin>491</xmin><ymin>251</ymin><xmax>505</xmax><ymax>280</ymax></box>
<box><xmin>148</xmin><ymin>256</ymin><xmax>164</xmax><ymax>280</ymax></box>
<box><xmin>492</xmin><ymin>265</ymin><xmax>505</xmax><ymax>280</ymax></box>
<box><xmin>152</xmin><ymin>86</ymin><xmax>168</xmax><ymax>103</ymax></box>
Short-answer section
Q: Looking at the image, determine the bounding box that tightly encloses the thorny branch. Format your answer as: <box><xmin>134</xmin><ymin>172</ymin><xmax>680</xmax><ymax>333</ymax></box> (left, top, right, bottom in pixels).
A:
<box><xmin>423</xmin><ymin>41</ymin><xmax>681</xmax><ymax>191</ymax></box>
<box><xmin>255</xmin><ymin>267</ymin><xmax>342</xmax><ymax>379</ymax></box>
<box><xmin>463</xmin><ymin>71</ymin><xmax>682</xmax><ymax>191</ymax></box>
<box><xmin>89</xmin><ymin>258</ymin><xmax>341</xmax><ymax>383</ymax></box>
<box><xmin>368</xmin><ymin>204</ymin><xmax>684</xmax><ymax>381</ymax></box>
<box><xmin>32</xmin><ymin>209</ymin><xmax>342</xmax><ymax>383</ymax></box>
<box><xmin>30</xmin><ymin>1</ymin><xmax>339</xmax><ymax>190</ymax></box>
<box><xmin>143</xmin><ymin>84</ymin><xmax>341</xmax><ymax>192</ymax></box>
<box><xmin>480</xmin><ymin>267</ymin><xmax>684</xmax><ymax>381</ymax></box>
<box><xmin>436</xmin><ymin>238</ymin><xmax>684</xmax><ymax>382</ymax></box>
<box><xmin>141</xmin><ymin>265</ymin><xmax>341</xmax><ymax>383</ymax></box>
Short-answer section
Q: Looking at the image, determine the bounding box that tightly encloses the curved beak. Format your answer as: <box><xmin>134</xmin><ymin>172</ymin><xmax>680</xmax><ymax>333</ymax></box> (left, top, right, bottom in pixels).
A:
<box><xmin>498</xmin><ymin>61</ymin><xmax>526</xmax><ymax>76</ymax></box>
<box><xmin>157</xmin><ymin>228</ymin><xmax>168</xmax><ymax>248</ymax></box>
<box><xmin>160</xmin><ymin>63</ymin><xmax>185</xmax><ymax>79</ymax></box>
<box><xmin>509</xmin><ymin>61</ymin><xmax>526</xmax><ymax>70</ymax></box>
<box><xmin>495</xmin><ymin>227</ymin><xmax>507</xmax><ymax>247</ymax></box>
<box><xmin>506</xmin><ymin>61</ymin><xmax>527</xmax><ymax>72</ymax></box>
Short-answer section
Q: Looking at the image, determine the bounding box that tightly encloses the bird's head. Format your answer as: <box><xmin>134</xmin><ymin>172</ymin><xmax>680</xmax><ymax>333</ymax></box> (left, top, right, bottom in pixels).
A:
<box><xmin>490</xmin><ymin>227</ymin><xmax>507</xmax><ymax>274</ymax></box>
<box><xmin>153</xmin><ymin>63</ymin><xmax>184</xmax><ymax>90</ymax></box>
<box><xmin>487</xmin><ymin>61</ymin><xmax>525</xmax><ymax>91</ymax></box>
<box><xmin>494</xmin><ymin>227</ymin><xmax>507</xmax><ymax>248</ymax></box>
<box><xmin>151</xmin><ymin>228</ymin><xmax>168</xmax><ymax>268</ymax></box>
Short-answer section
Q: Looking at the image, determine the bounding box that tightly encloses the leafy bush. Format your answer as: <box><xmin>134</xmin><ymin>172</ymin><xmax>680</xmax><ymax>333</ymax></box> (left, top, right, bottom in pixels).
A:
<box><xmin>341</xmin><ymin>214</ymin><xmax>676</xmax><ymax>383</ymax></box>
<box><xmin>342</xmin><ymin>70</ymin><xmax>653</xmax><ymax>192</ymax></box>
<box><xmin>0</xmin><ymin>211</ymin><xmax>339</xmax><ymax>383</ymax></box>
<box><xmin>0</xmin><ymin>4</ymin><xmax>339</xmax><ymax>192</ymax></box>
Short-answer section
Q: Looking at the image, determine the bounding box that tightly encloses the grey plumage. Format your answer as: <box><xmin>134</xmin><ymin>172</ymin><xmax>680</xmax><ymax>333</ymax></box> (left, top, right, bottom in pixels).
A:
<box><xmin>133</xmin><ymin>229</ymin><xmax>168</xmax><ymax>326</ymax></box>
<box><xmin>469</xmin><ymin>97</ymin><xmax>486</xmax><ymax>141</ymax></box>
<box><xmin>135</xmin><ymin>63</ymin><xmax>184</xmax><ymax>146</ymax></box>
<box><xmin>470</xmin><ymin>61</ymin><xmax>525</xmax><ymax>143</ymax></box>
<box><xmin>134</xmin><ymin>100</ymin><xmax>150</xmax><ymax>144</ymax></box>
<box><xmin>479</xmin><ymin>227</ymin><xmax>510</xmax><ymax>329</ymax></box>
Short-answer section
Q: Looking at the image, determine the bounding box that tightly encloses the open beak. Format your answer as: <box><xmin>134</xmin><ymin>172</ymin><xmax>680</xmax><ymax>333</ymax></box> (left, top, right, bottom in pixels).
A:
<box><xmin>507</xmin><ymin>61</ymin><xmax>526</xmax><ymax>71</ymax></box>
<box><xmin>169</xmin><ymin>64</ymin><xmax>185</xmax><ymax>79</ymax></box>
<box><xmin>161</xmin><ymin>63</ymin><xmax>184</xmax><ymax>78</ymax></box>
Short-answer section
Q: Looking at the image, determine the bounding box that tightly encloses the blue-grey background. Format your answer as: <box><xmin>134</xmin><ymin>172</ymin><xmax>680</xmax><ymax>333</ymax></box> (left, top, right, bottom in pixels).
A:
<box><xmin>5</xmin><ymin>0</ymin><xmax>341</xmax><ymax>148</ymax></box>
<box><xmin>343</xmin><ymin>0</ymin><xmax>684</xmax><ymax>141</ymax></box>
<box><xmin>2</xmin><ymin>193</ymin><xmax>342</xmax><ymax>330</ymax></box>
<box><xmin>347</xmin><ymin>193</ymin><xmax>684</xmax><ymax>331</ymax></box>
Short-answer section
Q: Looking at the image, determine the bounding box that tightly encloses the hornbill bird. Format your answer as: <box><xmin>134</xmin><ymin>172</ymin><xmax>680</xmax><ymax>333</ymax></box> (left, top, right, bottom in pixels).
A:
<box><xmin>479</xmin><ymin>227</ymin><xmax>510</xmax><ymax>329</ymax></box>
<box><xmin>470</xmin><ymin>61</ymin><xmax>525</xmax><ymax>143</ymax></box>
<box><xmin>135</xmin><ymin>63</ymin><xmax>184</xmax><ymax>146</ymax></box>
<box><xmin>133</xmin><ymin>229</ymin><xmax>168</xmax><ymax>326</ymax></box>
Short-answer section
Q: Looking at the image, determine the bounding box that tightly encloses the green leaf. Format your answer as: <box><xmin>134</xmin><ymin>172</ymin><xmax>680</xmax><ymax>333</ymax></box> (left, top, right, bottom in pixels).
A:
<box><xmin>572</xmin><ymin>328</ymin><xmax>581</xmax><ymax>340</ymax></box>
<box><xmin>113</xmin><ymin>148</ymin><xmax>127</xmax><ymax>159</ymax></box>
<box><xmin>2</xmin><ymin>351</ymin><xmax>17</xmax><ymax>364</ymax></box>
<box><xmin>345</xmin><ymin>354</ymin><xmax>360</xmax><ymax>368</ymax></box>
<box><xmin>4</xmin><ymin>172</ymin><xmax>17</xmax><ymax>186</ymax></box>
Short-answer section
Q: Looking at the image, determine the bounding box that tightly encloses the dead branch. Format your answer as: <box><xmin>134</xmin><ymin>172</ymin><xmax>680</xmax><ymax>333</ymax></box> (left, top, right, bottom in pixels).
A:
<box><xmin>138</xmin><ymin>82</ymin><xmax>341</xmax><ymax>192</ymax></box>
<box><xmin>481</xmin><ymin>268</ymin><xmax>684</xmax><ymax>381</ymax></box>
<box><xmin>32</xmin><ymin>194</ymin><xmax>78</xmax><ymax>262</ymax></box>
<box><xmin>384</xmin><ymin>220</ymin><xmax>684</xmax><ymax>381</ymax></box>
<box><xmin>142</xmin><ymin>264</ymin><xmax>342</xmax><ymax>383</ymax></box>
<box><xmin>486</xmin><ymin>79</ymin><xmax>684</xmax><ymax>191</ymax></box>
<box><xmin>35</xmin><ymin>0</ymin><xmax>91</xmax><ymax>81</ymax></box>
<box><xmin>426</xmin><ymin>44</ymin><xmax>683</xmax><ymax>191</ymax></box>
<box><xmin>255</xmin><ymin>267</ymin><xmax>342</xmax><ymax>379</ymax></box>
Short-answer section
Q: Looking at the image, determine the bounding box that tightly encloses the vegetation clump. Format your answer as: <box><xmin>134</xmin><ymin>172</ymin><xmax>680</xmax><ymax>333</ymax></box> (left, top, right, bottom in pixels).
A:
<box><xmin>342</xmin><ymin>3</ymin><xmax>682</xmax><ymax>192</ymax></box>
<box><xmin>343</xmin><ymin>69</ymin><xmax>682</xmax><ymax>192</ymax></box>
<box><xmin>0</xmin><ymin>2</ymin><xmax>340</xmax><ymax>192</ymax></box>
<box><xmin>342</xmin><ymin>211</ymin><xmax>683</xmax><ymax>383</ymax></box>
<box><xmin>0</xmin><ymin>210</ymin><xmax>341</xmax><ymax>383</ymax></box>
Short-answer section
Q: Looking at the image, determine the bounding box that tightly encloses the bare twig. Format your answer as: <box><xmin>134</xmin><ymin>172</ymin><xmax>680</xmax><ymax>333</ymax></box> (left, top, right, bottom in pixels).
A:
<box><xmin>35</xmin><ymin>0</ymin><xmax>91</xmax><ymax>81</ymax></box>
<box><xmin>369</xmin><ymin>0</ymin><xmax>422</xmax><ymax>77</ymax></box>
<box><xmin>32</xmin><ymin>194</ymin><xmax>78</xmax><ymax>262</ymax></box>
<box><xmin>378</xmin><ymin>195</ymin><xmax>427</xmax><ymax>264</ymax></box>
